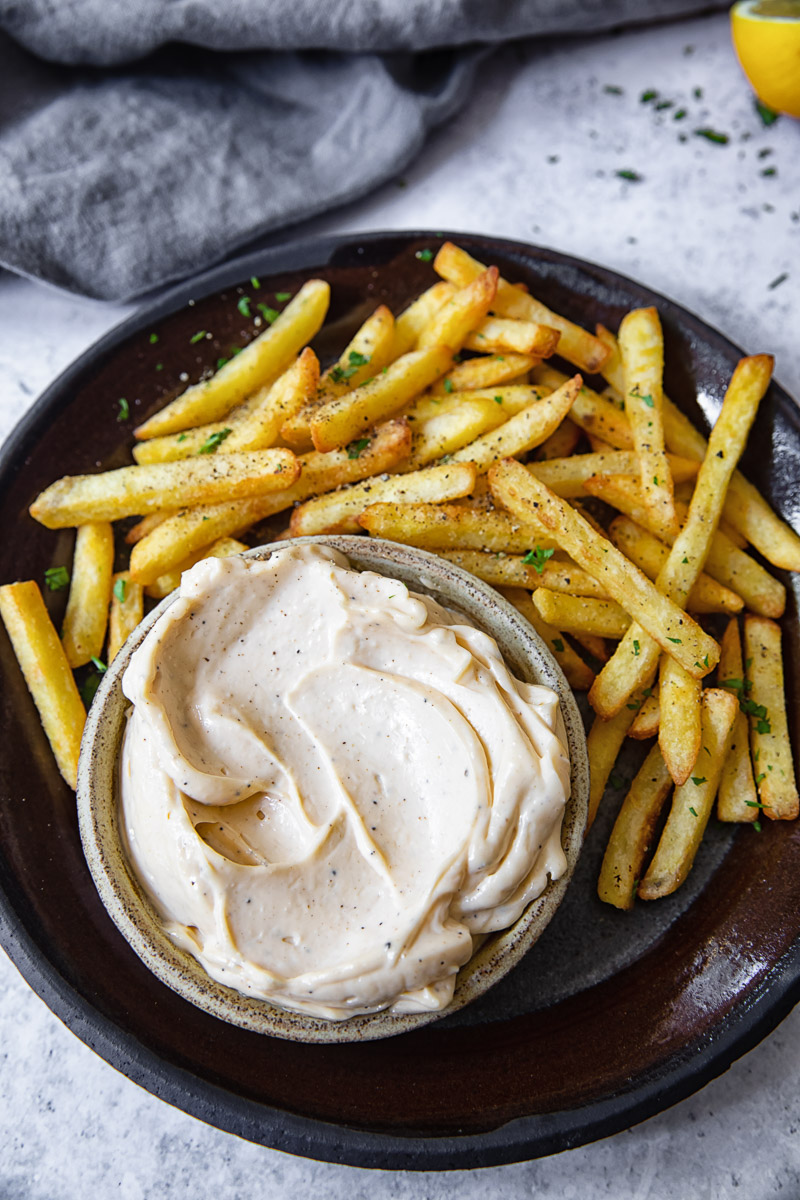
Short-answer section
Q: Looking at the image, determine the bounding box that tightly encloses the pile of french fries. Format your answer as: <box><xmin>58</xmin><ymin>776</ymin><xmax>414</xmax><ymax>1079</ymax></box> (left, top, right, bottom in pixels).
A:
<box><xmin>2</xmin><ymin>242</ymin><xmax>798</xmax><ymax>913</ymax></box>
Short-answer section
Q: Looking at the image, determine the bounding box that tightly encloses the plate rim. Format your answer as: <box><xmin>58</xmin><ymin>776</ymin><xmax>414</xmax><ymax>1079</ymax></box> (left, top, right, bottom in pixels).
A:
<box><xmin>1</xmin><ymin>227</ymin><xmax>800</xmax><ymax>1170</ymax></box>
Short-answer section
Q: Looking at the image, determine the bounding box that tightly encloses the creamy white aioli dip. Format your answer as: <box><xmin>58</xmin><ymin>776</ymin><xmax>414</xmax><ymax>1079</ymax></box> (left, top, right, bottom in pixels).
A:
<box><xmin>120</xmin><ymin>544</ymin><xmax>570</xmax><ymax>1020</ymax></box>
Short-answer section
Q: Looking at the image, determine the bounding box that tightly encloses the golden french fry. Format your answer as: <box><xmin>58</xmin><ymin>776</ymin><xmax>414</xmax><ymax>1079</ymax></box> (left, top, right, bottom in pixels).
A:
<box><xmin>463</xmin><ymin>317</ymin><xmax>559</xmax><ymax>357</ymax></box>
<box><xmin>449</xmin><ymin>376</ymin><xmax>582</xmax><ymax>472</ymax></box>
<box><xmin>528</xmin><ymin>450</ymin><xmax>698</xmax><ymax>500</ymax></box>
<box><xmin>135</xmin><ymin>280</ymin><xmax>330</xmax><ymax>439</ymax></box>
<box><xmin>125</xmin><ymin>511</ymin><xmax>175</xmax><ymax>544</ymax></box>
<box><xmin>597</xmin><ymin>743</ymin><xmax>674</xmax><ymax>909</ymax></box>
<box><xmin>436</xmin><ymin>550</ymin><xmax>601</xmax><ymax>594</ymax></box>
<box><xmin>744</xmin><ymin>616</ymin><xmax>799</xmax><ymax>820</ymax></box>
<box><xmin>430</xmin><ymin>353</ymin><xmax>536</xmax><ymax>395</ymax></box>
<box><xmin>61</xmin><ymin>522</ymin><xmax>114</xmax><ymax>668</ymax></box>
<box><xmin>595</xmin><ymin>323</ymin><xmax>624</xmax><ymax>390</ymax></box>
<box><xmin>716</xmin><ymin>617</ymin><xmax>758</xmax><ymax>822</ymax></box>
<box><xmin>391</xmin><ymin>282</ymin><xmax>453</xmax><ymax>358</ymax></box>
<box><xmin>0</xmin><ymin>581</ymin><xmax>86</xmax><ymax>788</ymax></box>
<box><xmin>584</xmin><ymin>679</ymin><xmax>656</xmax><ymax>828</ymax></box>
<box><xmin>31</xmin><ymin>449</ymin><xmax>299</xmax><ymax>528</ymax></box>
<box><xmin>533</xmin><ymin>416</ymin><xmax>582</xmax><ymax>461</ymax></box>
<box><xmin>588</xmin><ymin>475</ymin><xmax>785</xmax><ymax>619</ymax></box>
<box><xmin>629</xmin><ymin>685</ymin><xmax>660</xmax><ymax>739</ymax></box>
<box><xmin>532</xmin><ymin>364</ymin><xmax>633</xmax><ymax>450</ymax></box>
<box><xmin>532</xmin><ymin>588</ymin><xmax>631</xmax><ymax>639</ymax></box>
<box><xmin>488</xmin><ymin>458</ymin><xmax>719</xmax><ymax>678</ymax></box>
<box><xmin>501</xmin><ymin>587</ymin><xmax>594</xmax><ymax>691</ymax></box>
<box><xmin>107</xmin><ymin>572</ymin><xmax>144</xmax><ymax>661</ymax></box>
<box><xmin>144</xmin><ymin>536</ymin><xmax>249</xmax><ymax>601</ymax></box>
<box><xmin>608</xmin><ymin>515</ymin><xmax>743</xmax><ymax>614</ymax></box>
<box><xmin>599</xmin><ymin>325</ymin><xmax>800</xmax><ymax>572</ymax></box>
<box><xmin>433</xmin><ymin>243</ymin><xmax>609</xmax><ymax>374</ymax></box>
<box><xmin>289</xmin><ymin>462</ymin><xmax>477</xmax><ymax>536</ymax></box>
<box><xmin>417</xmin><ymin>267</ymin><xmax>498</xmax><ymax>352</ymax></box>
<box><xmin>310</xmin><ymin>346</ymin><xmax>451</xmax><ymax>453</ymax></box>
<box><xmin>359</xmin><ymin>501</ymin><xmax>558</xmax><ymax>555</ymax></box>
<box><xmin>659</xmin><ymin>654</ymin><xmax>702</xmax><ymax>786</ymax></box>
<box><xmin>129</xmin><ymin>419</ymin><xmax>412</xmax><ymax>585</ymax></box>
<box><xmin>618</xmin><ymin>307</ymin><xmax>676</xmax><ymax>539</ymax></box>
<box><xmin>639</xmin><ymin>688</ymin><xmax>738</xmax><ymax>899</ymax></box>
<box><xmin>405</xmin><ymin>386</ymin><xmax>549</xmax><ymax>470</ymax></box>
<box><xmin>281</xmin><ymin>307</ymin><xmax>396</xmax><ymax>448</ymax></box>
<box><xmin>572</xmin><ymin>631</ymin><xmax>609</xmax><ymax>663</ymax></box>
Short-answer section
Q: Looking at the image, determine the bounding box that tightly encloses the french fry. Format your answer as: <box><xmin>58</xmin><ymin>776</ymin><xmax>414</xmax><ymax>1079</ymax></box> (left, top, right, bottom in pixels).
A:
<box><xmin>404</xmin><ymin>386</ymin><xmax>549</xmax><ymax>470</ymax></box>
<box><xmin>599</xmin><ymin>324</ymin><xmax>800</xmax><ymax>572</ymax></box>
<box><xmin>716</xmin><ymin>617</ymin><xmax>758</xmax><ymax>822</ymax></box>
<box><xmin>135</xmin><ymin>280</ymin><xmax>330</xmax><ymax>439</ymax></box>
<box><xmin>433</xmin><ymin>242</ymin><xmax>609</xmax><ymax>374</ymax></box>
<box><xmin>30</xmin><ymin>449</ymin><xmax>300</xmax><ymax>528</ymax></box>
<box><xmin>584</xmin><ymin>681</ymin><xmax>656</xmax><ymax>828</ymax></box>
<box><xmin>597</xmin><ymin>743</ymin><xmax>674</xmax><ymax>909</ymax></box>
<box><xmin>629</xmin><ymin>684</ymin><xmax>660</xmax><ymax>739</ymax></box>
<box><xmin>488</xmin><ymin>458</ymin><xmax>719</xmax><ymax>678</ymax></box>
<box><xmin>417</xmin><ymin>267</ymin><xmax>498</xmax><ymax>352</ymax></box>
<box><xmin>744</xmin><ymin>616</ymin><xmax>799</xmax><ymax>820</ymax></box>
<box><xmin>145</xmin><ymin>537</ymin><xmax>249</xmax><ymax>601</ymax></box>
<box><xmin>608</xmin><ymin>515</ymin><xmax>743</xmax><ymax>615</ymax></box>
<box><xmin>659</xmin><ymin>653</ymin><xmax>702</xmax><ymax>786</ymax></box>
<box><xmin>107</xmin><ymin>572</ymin><xmax>144</xmax><ymax>661</ymax></box>
<box><xmin>528</xmin><ymin>450</ymin><xmax>698</xmax><ymax>500</ymax></box>
<box><xmin>430</xmin><ymin>353</ymin><xmax>536</xmax><ymax>395</ymax></box>
<box><xmin>61</xmin><ymin>522</ymin><xmax>114</xmax><ymax>667</ymax></box>
<box><xmin>289</xmin><ymin>462</ymin><xmax>477</xmax><ymax>536</ymax></box>
<box><xmin>437</xmin><ymin>550</ymin><xmax>604</xmax><ymax>594</ymax></box>
<box><xmin>359</xmin><ymin>502</ymin><xmax>558</xmax><ymax>555</ymax></box>
<box><xmin>572</xmin><ymin>632</ymin><xmax>609</xmax><ymax>663</ymax></box>
<box><xmin>594</xmin><ymin>323</ymin><xmax>625</xmax><ymax>392</ymax></box>
<box><xmin>638</xmin><ymin>688</ymin><xmax>738</xmax><ymax>899</ymax></box>
<box><xmin>125</xmin><ymin>510</ymin><xmax>175</xmax><ymax>544</ymax></box>
<box><xmin>532</xmin><ymin>589</ymin><xmax>631</xmax><ymax>639</ymax></box>
<box><xmin>463</xmin><ymin>317</ymin><xmax>559</xmax><ymax>357</ymax></box>
<box><xmin>533</xmin><ymin>417</ymin><xmax>582</xmax><ymax>461</ymax></box>
<box><xmin>618</xmin><ymin>307</ymin><xmax>677</xmax><ymax>539</ymax></box>
<box><xmin>281</xmin><ymin>307</ymin><xmax>396</xmax><ymax>448</ymax></box>
<box><xmin>0</xmin><ymin>581</ymin><xmax>86</xmax><ymax>788</ymax></box>
<box><xmin>391</xmin><ymin>281</ymin><xmax>453</xmax><ymax>358</ymax></box>
<box><xmin>449</xmin><ymin>376</ymin><xmax>582</xmax><ymax>472</ymax></box>
<box><xmin>588</xmin><ymin>475</ymin><xmax>785</xmax><ymax>619</ymax></box>
<box><xmin>532</xmin><ymin>364</ymin><xmax>633</xmax><ymax>450</ymax></box>
<box><xmin>130</xmin><ymin>420</ymin><xmax>411</xmax><ymax>585</ymax></box>
<box><xmin>501</xmin><ymin>587</ymin><xmax>595</xmax><ymax>691</ymax></box>
<box><xmin>310</xmin><ymin>346</ymin><xmax>451</xmax><ymax>453</ymax></box>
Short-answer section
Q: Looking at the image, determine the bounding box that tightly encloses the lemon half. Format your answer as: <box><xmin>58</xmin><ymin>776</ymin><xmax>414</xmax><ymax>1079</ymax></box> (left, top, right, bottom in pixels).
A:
<box><xmin>731</xmin><ymin>0</ymin><xmax>800</xmax><ymax>118</ymax></box>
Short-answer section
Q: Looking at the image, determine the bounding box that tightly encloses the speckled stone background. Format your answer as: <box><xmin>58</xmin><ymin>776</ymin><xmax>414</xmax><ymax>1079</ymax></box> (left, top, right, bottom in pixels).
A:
<box><xmin>1</xmin><ymin>11</ymin><xmax>799</xmax><ymax>1198</ymax></box>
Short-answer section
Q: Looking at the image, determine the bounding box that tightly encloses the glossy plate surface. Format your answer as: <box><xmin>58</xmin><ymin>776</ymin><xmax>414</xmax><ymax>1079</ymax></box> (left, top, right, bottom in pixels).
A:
<box><xmin>1</xmin><ymin>231</ymin><xmax>799</xmax><ymax>1170</ymax></box>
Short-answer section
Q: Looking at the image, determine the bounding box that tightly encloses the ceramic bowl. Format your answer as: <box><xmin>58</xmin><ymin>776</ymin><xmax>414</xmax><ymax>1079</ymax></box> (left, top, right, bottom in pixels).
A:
<box><xmin>76</xmin><ymin>535</ymin><xmax>589</xmax><ymax>1043</ymax></box>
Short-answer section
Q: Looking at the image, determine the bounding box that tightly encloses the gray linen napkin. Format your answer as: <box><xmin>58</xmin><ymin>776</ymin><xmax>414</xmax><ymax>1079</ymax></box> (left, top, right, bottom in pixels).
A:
<box><xmin>0</xmin><ymin>1</ymin><xmax>726</xmax><ymax>301</ymax></box>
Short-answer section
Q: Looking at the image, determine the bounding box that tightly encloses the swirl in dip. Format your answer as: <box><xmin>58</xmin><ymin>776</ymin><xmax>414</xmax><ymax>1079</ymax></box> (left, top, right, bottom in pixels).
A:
<box><xmin>120</xmin><ymin>544</ymin><xmax>571</xmax><ymax>1020</ymax></box>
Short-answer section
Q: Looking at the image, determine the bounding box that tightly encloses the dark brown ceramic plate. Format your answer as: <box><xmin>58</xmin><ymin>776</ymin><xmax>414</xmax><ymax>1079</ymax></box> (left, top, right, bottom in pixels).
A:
<box><xmin>1</xmin><ymin>231</ymin><xmax>799</xmax><ymax>1171</ymax></box>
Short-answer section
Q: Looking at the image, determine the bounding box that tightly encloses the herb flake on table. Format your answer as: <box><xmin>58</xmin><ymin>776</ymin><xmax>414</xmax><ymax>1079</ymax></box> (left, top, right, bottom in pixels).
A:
<box><xmin>754</xmin><ymin>99</ymin><xmax>779</xmax><ymax>127</ymax></box>
<box><xmin>149</xmin><ymin>332</ymin><xmax>158</xmax><ymax>344</ymax></box>
<box><xmin>694</xmin><ymin>128</ymin><xmax>729</xmax><ymax>145</ymax></box>
<box><xmin>117</xmin><ymin>397</ymin><xmax>130</xmax><ymax>422</ymax></box>
<box><xmin>44</xmin><ymin>566</ymin><xmax>69</xmax><ymax>591</ymax></box>
<box><xmin>257</xmin><ymin>303</ymin><xmax>280</xmax><ymax>324</ymax></box>
<box><xmin>616</xmin><ymin>169</ymin><xmax>642</xmax><ymax>182</ymax></box>
<box><xmin>415</xmin><ymin>248</ymin><xmax>434</xmax><ymax>262</ymax></box>
<box><xmin>190</xmin><ymin>330</ymin><xmax>207</xmax><ymax>344</ymax></box>
<box><xmin>237</xmin><ymin>296</ymin><xmax>251</xmax><ymax>318</ymax></box>
<box><xmin>768</xmin><ymin>273</ymin><xmax>788</xmax><ymax>290</ymax></box>
<box><xmin>640</xmin><ymin>89</ymin><xmax>657</xmax><ymax>103</ymax></box>
<box><xmin>275</xmin><ymin>292</ymin><xmax>292</xmax><ymax>302</ymax></box>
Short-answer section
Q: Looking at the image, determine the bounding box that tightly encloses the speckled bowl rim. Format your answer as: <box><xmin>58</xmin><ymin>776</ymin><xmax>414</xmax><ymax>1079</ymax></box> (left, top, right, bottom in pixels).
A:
<box><xmin>77</xmin><ymin>535</ymin><xmax>589</xmax><ymax>1043</ymax></box>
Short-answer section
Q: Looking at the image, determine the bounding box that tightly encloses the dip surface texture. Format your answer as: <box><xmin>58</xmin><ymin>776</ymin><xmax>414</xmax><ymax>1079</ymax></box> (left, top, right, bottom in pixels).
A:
<box><xmin>119</xmin><ymin>545</ymin><xmax>571</xmax><ymax>1020</ymax></box>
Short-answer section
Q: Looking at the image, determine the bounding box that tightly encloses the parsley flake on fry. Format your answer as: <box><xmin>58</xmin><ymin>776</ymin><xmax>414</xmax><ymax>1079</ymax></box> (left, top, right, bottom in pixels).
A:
<box><xmin>198</xmin><ymin>428</ymin><xmax>233</xmax><ymax>455</ymax></box>
<box><xmin>522</xmin><ymin>546</ymin><xmax>555</xmax><ymax>573</ymax></box>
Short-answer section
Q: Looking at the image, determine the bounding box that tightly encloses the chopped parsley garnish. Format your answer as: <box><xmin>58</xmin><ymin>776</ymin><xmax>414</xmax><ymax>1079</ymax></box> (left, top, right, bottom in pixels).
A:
<box><xmin>654</xmin><ymin>99</ymin><xmax>673</xmax><ymax>111</ymax></box>
<box><xmin>682</xmin><ymin>556</ymin><xmax>689</xmax><ymax>564</ymax></box>
<box><xmin>91</xmin><ymin>656</ymin><xmax>107</xmax><ymax>673</ymax></box>
<box><xmin>604</xmin><ymin>84</ymin><xmax>623</xmax><ymax>95</ymax></box>
<box><xmin>691</xmin><ymin>777</ymin><xmax>706</xmax><ymax>786</ymax></box>
<box><xmin>79</xmin><ymin>671</ymin><xmax>103</xmax><ymax>707</ymax></box>
<box><xmin>149</xmin><ymin>332</ymin><xmax>158</xmax><ymax>344</ymax></box>
<box><xmin>347</xmin><ymin>437</ymin><xmax>371</xmax><ymax>459</ymax></box>
<box><xmin>237</xmin><ymin>296</ymin><xmax>251</xmax><ymax>318</ymax></box>
<box><xmin>44</xmin><ymin>566</ymin><xmax>70</xmax><ymax>591</ymax></box>
<box><xmin>493</xmin><ymin>394</ymin><xmax>503</xmax><ymax>404</ymax></box>
<box><xmin>689</xmin><ymin>806</ymin><xmax>698</xmax><ymax>816</ymax></box>
<box><xmin>753</xmin><ymin>820</ymin><xmax>762</xmax><ymax>833</ymax></box>
<box><xmin>113</xmin><ymin>578</ymin><xmax>127</xmax><ymax>604</ymax></box>
<box><xmin>552</xmin><ymin>638</ymin><xmax>565</xmax><ymax>653</ymax></box>
<box><xmin>216</xmin><ymin>357</ymin><xmax>229</xmax><ymax>369</ymax></box>
<box><xmin>415</xmin><ymin>248</ymin><xmax>434</xmax><ymax>262</ymax></box>
<box><xmin>694</xmin><ymin>128</ymin><xmax>729</xmax><ymax>145</ymax></box>
<box><xmin>633</xmin><ymin>640</ymin><xmax>640</xmax><ymax>656</ymax></box>
<box><xmin>522</xmin><ymin>545</ymin><xmax>555</xmax><ymax>573</ymax></box>
<box><xmin>443</xmin><ymin>378</ymin><xmax>454</xmax><ymax>393</ymax></box>
<box><xmin>756</xmin><ymin>772</ymin><xmax>766</xmax><ymax>785</ymax></box>
<box><xmin>190</xmin><ymin>330</ymin><xmax>206</xmax><ymax>344</ymax></box>
<box><xmin>673</xmin><ymin>108</ymin><xmax>687</xmax><ymax>120</ymax></box>
<box><xmin>155</xmin><ymin>363</ymin><xmax>163</xmax><ymax>371</ymax></box>
<box><xmin>769</xmin><ymin>273</ymin><xmax>788</xmax><ymax>291</ymax></box>
<box><xmin>250</xmin><ymin>276</ymin><xmax>261</xmax><ymax>289</ymax></box>
<box><xmin>667</xmin><ymin>636</ymin><xmax>682</xmax><ymax>644</ymax></box>
<box><xmin>616</xmin><ymin>169</ymin><xmax>642</xmax><ymax>182</ymax></box>
<box><xmin>626</xmin><ymin>700</ymin><xmax>641</xmax><ymax>711</ymax></box>
<box><xmin>199</xmin><ymin>427</ymin><xmax>233</xmax><ymax>454</ymax></box>
<box><xmin>177</xmin><ymin>433</ymin><xmax>188</xmax><ymax>442</ymax></box>
<box><xmin>331</xmin><ymin>350</ymin><xmax>370</xmax><ymax>383</ymax></box>
<box><xmin>640</xmin><ymin>89</ymin><xmax>657</xmax><ymax>103</ymax></box>
<box><xmin>693</xmin><ymin>86</ymin><xmax>703</xmax><ymax>99</ymax></box>
<box><xmin>754</xmin><ymin>99</ymin><xmax>779</xmax><ymax>127</ymax></box>
<box><xmin>275</xmin><ymin>291</ymin><xmax>291</xmax><ymax>302</ymax></box>
<box><xmin>257</xmin><ymin>303</ymin><xmax>280</xmax><ymax>324</ymax></box>
<box><xmin>761</xmin><ymin>167</ymin><xmax>777</xmax><ymax>177</ymax></box>
<box><xmin>117</xmin><ymin>397</ymin><xmax>130</xmax><ymax>422</ymax></box>
<box><xmin>745</xmin><ymin>799</ymin><xmax>765</xmax><ymax>809</ymax></box>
